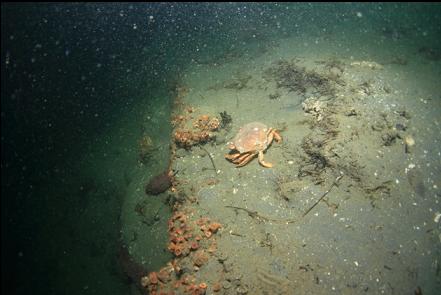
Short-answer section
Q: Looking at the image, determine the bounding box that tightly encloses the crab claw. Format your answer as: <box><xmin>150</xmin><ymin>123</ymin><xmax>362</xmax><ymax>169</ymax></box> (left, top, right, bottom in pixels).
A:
<box><xmin>273</xmin><ymin>130</ymin><xmax>282</xmax><ymax>143</ymax></box>
<box><xmin>227</xmin><ymin>142</ymin><xmax>236</xmax><ymax>150</ymax></box>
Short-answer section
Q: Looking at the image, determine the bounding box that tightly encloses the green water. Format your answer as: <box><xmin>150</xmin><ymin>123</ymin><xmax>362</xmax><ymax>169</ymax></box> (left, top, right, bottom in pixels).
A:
<box><xmin>2</xmin><ymin>3</ymin><xmax>440</xmax><ymax>295</ymax></box>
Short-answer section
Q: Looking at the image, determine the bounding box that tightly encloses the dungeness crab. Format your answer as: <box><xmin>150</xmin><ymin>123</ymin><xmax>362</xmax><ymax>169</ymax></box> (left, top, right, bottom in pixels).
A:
<box><xmin>225</xmin><ymin>122</ymin><xmax>282</xmax><ymax>168</ymax></box>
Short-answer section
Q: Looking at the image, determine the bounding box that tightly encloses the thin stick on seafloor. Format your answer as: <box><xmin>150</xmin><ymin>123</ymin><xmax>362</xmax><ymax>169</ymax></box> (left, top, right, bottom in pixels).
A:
<box><xmin>200</xmin><ymin>146</ymin><xmax>217</xmax><ymax>176</ymax></box>
<box><xmin>302</xmin><ymin>174</ymin><xmax>343</xmax><ymax>217</ymax></box>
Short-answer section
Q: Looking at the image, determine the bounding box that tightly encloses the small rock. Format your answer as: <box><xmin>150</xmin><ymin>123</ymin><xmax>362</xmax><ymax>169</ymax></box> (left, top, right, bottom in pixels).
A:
<box><xmin>371</xmin><ymin>121</ymin><xmax>385</xmax><ymax>131</ymax></box>
<box><xmin>197</xmin><ymin>149</ymin><xmax>207</xmax><ymax>157</ymax></box>
<box><xmin>192</xmin><ymin>250</ymin><xmax>209</xmax><ymax>267</ymax></box>
<box><xmin>395</xmin><ymin>123</ymin><xmax>407</xmax><ymax>131</ymax></box>
<box><xmin>236</xmin><ymin>285</ymin><xmax>249</xmax><ymax>294</ymax></box>
<box><xmin>222</xmin><ymin>280</ymin><xmax>232</xmax><ymax>289</ymax></box>
<box><xmin>232</xmin><ymin>278</ymin><xmax>242</xmax><ymax>287</ymax></box>
<box><xmin>223</xmin><ymin>261</ymin><xmax>234</xmax><ymax>273</ymax></box>
<box><xmin>381</xmin><ymin>131</ymin><xmax>399</xmax><ymax>146</ymax></box>
<box><xmin>215</xmin><ymin>251</ymin><xmax>229</xmax><ymax>263</ymax></box>
<box><xmin>396</xmin><ymin>109</ymin><xmax>411</xmax><ymax>119</ymax></box>
<box><xmin>176</xmin><ymin>148</ymin><xmax>190</xmax><ymax>158</ymax></box>
<box><xmin>345</xmin><ymin>108</ymin><xmax>357</xmax><ymax>116</ymax></box>
<box><xmin>215</xmin><ymin>133</ymin><xmax>227</xmax><ymax>145</ymax></box>
<box><xmin>434</xmin><ymin>212</ymin><xmax>441</xmax><ymax>223</ymax></box>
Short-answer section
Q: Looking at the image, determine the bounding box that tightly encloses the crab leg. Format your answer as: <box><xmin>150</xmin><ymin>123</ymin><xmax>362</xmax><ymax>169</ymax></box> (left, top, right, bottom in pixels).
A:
<box><xmin>225</xmin><ymin>152</ymin><xmax>242</xmax><ymax>161</ymax></box>
<box><xmin>233</xmin><ymin>152</ymin><xmax>253</xmax><ymax>164</ymax></box>
<box><xmin>267</xmin><ymin>128</ymin><xmax>282</xmax><ymax>145</ymax></box>
<box><xmin>236</xmin><ymin>152</ymin><xmax>257</xmax><ymax>167</ymax></box>
<box><xmin>273</xmin><ymin>130</ymin><xmax>282</xmax><ymax>143</ymax></box>
<box><xmin>258</xmin><ymin>151</ymin><xmax>273</xmax><ymax>168</ymax></box>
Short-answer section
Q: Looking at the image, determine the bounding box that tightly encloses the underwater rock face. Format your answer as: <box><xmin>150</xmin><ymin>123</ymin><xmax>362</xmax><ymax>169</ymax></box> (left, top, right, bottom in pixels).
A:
<box><xmin>117</xmin><ymin>244</ymin><xmax>147</xmax><ymax>292</ymax></box>
<box><xmin>145</xmin><ymin>171</ymin><xmax>172</xmax><ymax>195</ymax></box>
